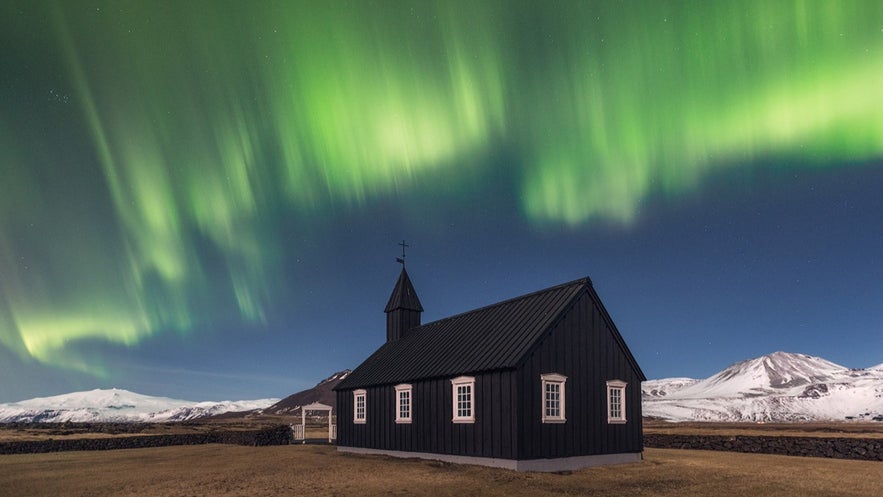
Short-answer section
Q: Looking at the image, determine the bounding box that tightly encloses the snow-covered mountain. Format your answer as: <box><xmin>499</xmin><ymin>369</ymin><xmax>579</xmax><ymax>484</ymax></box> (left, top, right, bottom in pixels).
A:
<box><xmin>643</xmin><ymin>352</ymin><xmax>883</xmax><ymax>422</ymax></box>
<box><xmin>0</xmin><ymin>388</ymin><xmax>278</xmax><ymax>423</ymax></box>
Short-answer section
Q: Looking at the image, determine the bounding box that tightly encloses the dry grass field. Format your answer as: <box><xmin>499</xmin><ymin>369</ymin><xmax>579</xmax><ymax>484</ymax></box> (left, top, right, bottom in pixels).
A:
<box><xmin>1</xmin><ymin>444</ymin><xmax>881</xmax><ymax>497</ymax></box>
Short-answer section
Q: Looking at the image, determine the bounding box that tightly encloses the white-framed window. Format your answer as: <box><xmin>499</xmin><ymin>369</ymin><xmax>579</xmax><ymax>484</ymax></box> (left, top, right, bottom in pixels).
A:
<box><xmin>395</xmin><ymin>384</ymin><xmax>412</xmax><ymax>424</ymax></box>
<box><xmin>541</xmin><ymin>373</ymin><xmax>567</xmax><ymax>423</ymax></box>
<box><xmin>606</xmin><ymin>380</ymin><xmax>627</xmax><ymax>424</ymax></box>
<box><xmin>353</xmin><ymin>389</ymin><xmax>367</xmax><ymax>424</ymax></box>
<box><xmin>451</xmin><ymin>376</ymin><xmax>475</xmax><ymax>423</ymax></box>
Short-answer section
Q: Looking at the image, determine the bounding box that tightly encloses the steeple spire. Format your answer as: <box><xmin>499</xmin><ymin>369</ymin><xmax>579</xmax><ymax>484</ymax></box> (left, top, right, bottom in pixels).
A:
<box><xmin>385</xmin><ymin>246</ymin><xmax>423</xmax><ymax>342</ymax></box>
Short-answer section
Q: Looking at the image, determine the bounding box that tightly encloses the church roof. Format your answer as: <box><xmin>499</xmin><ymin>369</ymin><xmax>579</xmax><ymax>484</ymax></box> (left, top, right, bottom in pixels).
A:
<box><xmin>384</xmin><ymin>267</ymin><xmax>423</xmax><ymax>312</ymax></box>
<box><xmin>338</xmin><ymin>276</ymin><xmax>644</xmax><ymax>390</ymax></box>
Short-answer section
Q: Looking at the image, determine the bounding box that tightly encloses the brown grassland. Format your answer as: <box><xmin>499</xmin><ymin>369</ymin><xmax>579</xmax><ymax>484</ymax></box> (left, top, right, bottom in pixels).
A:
<box><xmin>1</xmin><ymin>443</ymin><xmax>881</xmax><ymax>497</ymax></box>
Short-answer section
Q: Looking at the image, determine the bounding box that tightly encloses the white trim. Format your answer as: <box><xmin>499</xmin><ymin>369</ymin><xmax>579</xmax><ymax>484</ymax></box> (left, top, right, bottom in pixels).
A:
<box><xmin>394</xmin><ymin>384</ymin><xmax>412</xmax><ymax>424</ymax></box>
<box><xmin>301</xmin><ymin>401</ymin><xmax>333</xmax><ymax>411</ymax></box>
<box><xmin>606</xmin><ymin>380</ymin><xmax>627</xmax><ymax>424</ymax></box>
<box><xmin>451</xmin><ymin>376</ymin><xmax>475</xmax><ymax>423</ymax></box>
<box><xmin>353</xmin><ymin>389</ymin><xmax>367</xmax><ymax>424</ymax></box>
<box><xmin>338</xmin><ymin>446</ymin><xmax>643</xmax><ymax>472</ymax></box>
<box><xmin>541</xmin><ymin>373</ymin><xmax>567</xmax><ymax>423</ymax></box>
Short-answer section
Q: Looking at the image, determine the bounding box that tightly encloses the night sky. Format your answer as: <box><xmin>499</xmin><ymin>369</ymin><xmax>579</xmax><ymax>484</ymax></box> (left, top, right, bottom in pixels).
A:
<box><xmin>1</xmin><ymin>0</ymin><xmax>882</xmax><ymax>402</ymax></box>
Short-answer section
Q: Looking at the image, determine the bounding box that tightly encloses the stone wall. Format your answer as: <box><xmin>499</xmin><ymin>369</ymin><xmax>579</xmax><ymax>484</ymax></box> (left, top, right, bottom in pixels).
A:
<box><xmin>644</xmin><ymin>434</ymin><xmax>883</xmax><ymax>461</ymax></box>
<box><xmin>0</xmin><ymin>425</ymin><xmax>293</xmax><ymax>454</ymax></box>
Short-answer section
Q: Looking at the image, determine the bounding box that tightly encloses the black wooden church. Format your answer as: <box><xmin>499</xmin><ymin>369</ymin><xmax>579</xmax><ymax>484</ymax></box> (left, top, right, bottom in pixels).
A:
<box><xmin>334</xmin><ymin>265</ymin><xmax>645</xmax><ymax>471</ymax></box>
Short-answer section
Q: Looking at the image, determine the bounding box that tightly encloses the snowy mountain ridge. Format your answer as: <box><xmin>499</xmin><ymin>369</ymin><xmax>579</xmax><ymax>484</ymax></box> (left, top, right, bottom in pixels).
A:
<box><xmin>4</xmin><ymin>354</ymin><xmax>878</xmax><ymax>424</ymax></box>
<box><xmin>643</xmin><ymin>352</ymin><xmax>883</xmax><ymax>422</ymax></box>
<box><xmin>0</xmin><ymin>388</ymin><xmax>278</xmax><ymax>423</ymax></box>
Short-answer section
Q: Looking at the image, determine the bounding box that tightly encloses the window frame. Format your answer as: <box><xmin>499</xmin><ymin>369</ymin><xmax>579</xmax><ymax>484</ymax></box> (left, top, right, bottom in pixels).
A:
<box><xmin>394</xmin><ymin>384</ymin><xmax>413</xmax><ymax>424</ymax></box>
<box><xmin>450</xmin><ymin>376</ymin><xmax>476</xmax><ymax>423</ymax></box>
<box><xmin>353</xmin><ymin>389</ymin><xmax>367</xmax><ymax>424</ymax></box>
<box><xmin>606</xmin><ymin>380</ymin><xmax>627</xmax><ymax>424</ymax></box>
<box><xmin>541</xmin><ymin>373</ymin><xmax>567</xmax><ymax>423</ymax></box>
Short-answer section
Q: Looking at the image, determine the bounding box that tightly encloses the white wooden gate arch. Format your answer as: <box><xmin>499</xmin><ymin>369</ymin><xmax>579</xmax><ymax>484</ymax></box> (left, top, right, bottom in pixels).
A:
<box><xmin>292</xmin><ymin>402</ymin><xmax>335</xmax><ymax>443</ymax></box>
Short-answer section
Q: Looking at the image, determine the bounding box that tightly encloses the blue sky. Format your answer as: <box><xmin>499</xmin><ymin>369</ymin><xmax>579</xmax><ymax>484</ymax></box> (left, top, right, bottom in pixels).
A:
<box><xmin>1</xmin><ymin>1</ymin><xmax>881</xmax><ymax>401</ymax></box>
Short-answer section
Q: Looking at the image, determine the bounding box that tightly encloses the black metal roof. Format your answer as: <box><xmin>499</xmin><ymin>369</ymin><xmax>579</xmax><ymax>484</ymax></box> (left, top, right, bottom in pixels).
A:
<box><xmin>384</xmin><ymin>268</ymin><xmax>423</xmax><ymax>312</ymax></box>
<box><xmin>338</xmin><ymin>276</ymin><xmax>646</xmax><ymax>390</ymax></box>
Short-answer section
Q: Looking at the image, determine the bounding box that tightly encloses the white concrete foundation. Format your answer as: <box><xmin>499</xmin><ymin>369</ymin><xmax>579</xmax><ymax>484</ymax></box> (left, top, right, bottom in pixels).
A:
<box><xmin>337</xmin><ymin>446</ymin><xmax>643</xmax><ymax>472</ymax></box>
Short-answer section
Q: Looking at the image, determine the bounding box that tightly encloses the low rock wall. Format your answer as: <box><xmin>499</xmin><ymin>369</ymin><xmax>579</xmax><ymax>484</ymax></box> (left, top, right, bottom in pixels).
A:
<box><xmin>644</xmin><ymin>434</ymin><xmax>883</xmax><ymax>461</ymax></box>
<box><xmin>0</xmin><ymin>425</ymin><xmax>293</xmax><ymax>454</ymax></box>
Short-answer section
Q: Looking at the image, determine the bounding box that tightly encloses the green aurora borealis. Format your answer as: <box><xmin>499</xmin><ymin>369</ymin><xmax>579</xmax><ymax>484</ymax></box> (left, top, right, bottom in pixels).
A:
<box><xmin>1</xmin><ymin>1</ymin><xmax>882</xmax><ymax>387</ymax></box>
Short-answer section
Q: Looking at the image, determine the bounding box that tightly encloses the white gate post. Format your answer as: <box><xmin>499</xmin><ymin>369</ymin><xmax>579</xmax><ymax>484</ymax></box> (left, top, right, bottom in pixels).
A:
<box><xmin>301</xmin><ymin>407</ymin><xmax>306</xmax><ymax>445</ymax></box>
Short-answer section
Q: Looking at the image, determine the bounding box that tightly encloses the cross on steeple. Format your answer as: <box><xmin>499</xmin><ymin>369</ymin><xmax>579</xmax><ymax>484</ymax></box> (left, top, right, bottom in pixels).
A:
<box><xmin>396</xmin><ymin>240</ymin><xmax>409</xmax><ymax>267</ymax></box>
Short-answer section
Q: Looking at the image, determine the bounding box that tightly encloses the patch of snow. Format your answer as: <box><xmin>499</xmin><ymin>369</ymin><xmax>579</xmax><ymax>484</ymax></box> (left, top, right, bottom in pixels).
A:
<box><xmin>641</xmin><ymin>378</ymin><xmax>699</xmax><ymax>398</ymax></box>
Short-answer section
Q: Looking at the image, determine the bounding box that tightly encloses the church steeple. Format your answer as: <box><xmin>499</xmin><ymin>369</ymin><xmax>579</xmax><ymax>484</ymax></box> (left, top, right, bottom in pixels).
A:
<box><xmin>384</xmin><ymin>267</ymin><xmax>423</xmax><ymax>342</ymax></box>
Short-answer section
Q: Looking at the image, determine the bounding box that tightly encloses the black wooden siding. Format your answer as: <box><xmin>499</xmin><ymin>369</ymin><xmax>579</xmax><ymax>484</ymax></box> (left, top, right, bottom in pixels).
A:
<box><xmin>386</xmin><ymin>309</ymin><xmax>421</xmax><ymax>342</ymax></box>
<box><xmin>337</xmin><ymin>370</ymin><xmax>518</xmax><ymax>459</ymax></box>
<box><xmin>515</xmin><ymin>290</ymin><xmax>643</xmax><ymax>459</ymax></box>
